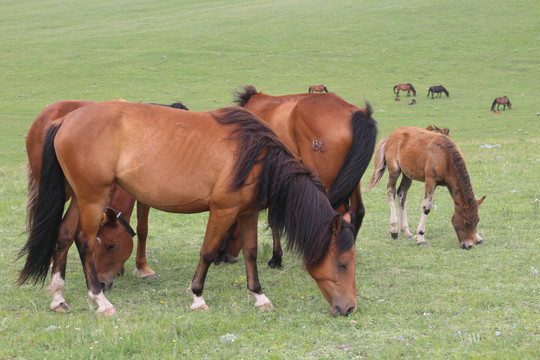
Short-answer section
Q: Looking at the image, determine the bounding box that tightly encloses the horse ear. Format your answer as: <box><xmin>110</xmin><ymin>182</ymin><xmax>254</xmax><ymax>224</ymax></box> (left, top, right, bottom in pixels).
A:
<box><xmin>103</xmin><ymin>208</ymin><xmax>118</xmax><ymax>225</ymax></box>
<box><xmin>477</xmin><ymin>196</ymin><xmax>486</xmax><ymax>206</ymax></box>
<box><xmin>331</xmin><ymin>214</ymin><xmax>342</xmax><ymax>234</ymax></box>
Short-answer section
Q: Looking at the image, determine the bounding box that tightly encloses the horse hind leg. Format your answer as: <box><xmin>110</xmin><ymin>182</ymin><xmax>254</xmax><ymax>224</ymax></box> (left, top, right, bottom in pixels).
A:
<box><xmin>386</xmin><ymin>166</ymin><xmax>401</xmax><ymax>239</ymax></box>
<box><xmin>397</xmin><ymin>176</ymin><xmax>414</xmax><ymax>238</ymax></box>
<box><xmin>267</xmin><ymin>227</ymin><xmax>283</xmax><ymax>269</ymax></box>
<box><xmin>133</xmin><ymin>202</ymin><xmax>157</xmax><ymax>280</ymax></box>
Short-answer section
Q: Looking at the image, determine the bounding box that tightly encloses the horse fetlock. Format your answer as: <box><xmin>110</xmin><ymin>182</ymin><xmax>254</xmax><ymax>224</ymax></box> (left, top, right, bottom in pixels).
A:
<box><xmin>248</xmin><ymin>290</ymin><xmax>273</xmax><ymax>310</ymax></box>
<box><xmin>402</xmin><ymin>229</ymin><xmax>414</xmax><ymax>238</ymax></box>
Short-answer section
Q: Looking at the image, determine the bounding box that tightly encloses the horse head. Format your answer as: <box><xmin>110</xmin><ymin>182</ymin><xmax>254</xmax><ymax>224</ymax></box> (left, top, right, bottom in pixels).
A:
<box><xmin>306</xmin><ymin>213</ymin><xmax>357</xmax><ymax>316</ymax></box>
<box><xmin>451</xmin><ymin>196</ymin><xmax>485</xmax><ymax>249</ymax></box>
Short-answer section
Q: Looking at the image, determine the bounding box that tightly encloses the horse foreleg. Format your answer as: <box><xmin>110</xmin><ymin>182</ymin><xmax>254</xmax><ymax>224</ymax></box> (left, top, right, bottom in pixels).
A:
<box><xmin>47</xmin><ymin>200</ymin><xmax>79</xmax><ymax>312</ymax></box>
<box><xmin>77</xmin><ymin>201</ymin><xmax>115</xmax><ymax>315</ymax></box>
<box><xmin>133</xmin><ymin>202</ymin><xmax>157</xmax><ymax>280</ymax></box>
<box><xmin>267</xmin><ymin>227</ymin><xmax>283</xmax><ymax>269</ymax></box>
<box><xmin>238</xmin><ymin>212</ymin><xmax>273</xmax><ymax>310</ymax></box>
<box><xmin>397</xmin><ymin>176</ymin><xmax>414</xmax><ymax>238</ymax></box>
<box><xmin>350</xmin><ymin>184</ymin><xmax>366</xmax><ymax>238</ymax></box>
<box><xmin>189</xmin><ymin>210</ymin><xmax>237</xmax><ymax>310</ymax></box>
<box><xmin>415</xmin><ymin>182</ymin><xmax>436</xmax><ymax>245</ymax></box>
<box><xmin>387</xmin><ymin>170</ymin><xmax>401</xmax><ymax>239</ymax></box>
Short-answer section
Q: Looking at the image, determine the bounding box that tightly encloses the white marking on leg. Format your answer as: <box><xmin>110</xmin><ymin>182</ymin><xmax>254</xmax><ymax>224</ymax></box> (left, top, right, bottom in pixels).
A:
<box><xmin>248</xmin><ymin>290</ymin><xmax>274</xmax><ymax>309</ymax></box>
<box><xmin>415</xmin><ymin>195</ymin><xmax>433</xmax><ymax>244</ymax></box>
<box><xmin>398</xmin><ymin>192</ymin><xmax>413</xmax><ymax>238</ymax></box>
<box><xmin>47</xmin><ymin>272</ymin><xmax>67</xmax><ymax>310</ymax></box>
<box><xmin>187</xmin><ymin>283</ymin><xmax>208</xmax><ymax>310</ymax></box>
<box><xmin>88</xmin><ymin>291</ymin><xmax>115</xmax><ymax>315</ymax></box>
<box><xmin>388</xmin><ymin>189</ymin><xmax>398</xmax><ymax>236</ymax></box>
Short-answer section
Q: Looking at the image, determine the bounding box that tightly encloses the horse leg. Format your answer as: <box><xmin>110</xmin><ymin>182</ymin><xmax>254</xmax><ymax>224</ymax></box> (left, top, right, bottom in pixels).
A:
<box><xmin>47</xmin><ymin>199</ymin><xmax>79</xmax><ymax>312</ymax></box>
<box><xmin>397</xmin><ymin>176</ymin><xmax>414</xmax><ymax>238</ymax></box>
<box><xmin>238</xmin><ymin>212</ymin><xmax>273</xmax><ymax>310</ymax></box>
<box><xmin>133</xmin><ymin>202</ymin><xmax>157</xmax><ymax>280</ymax></box>
<box><xmin>350</xmin><ymin>183</ymin><xmax>365</xmax><ymax>238</ymax></box>
<box><xmin>415</xmin><ymin>180</ymin><xmax>436</xmax><ymax>245</ymax></box>
<box><xmin>386</xmin><ymin>168</ymin><xmax>401</xmax><ymax>239</ymax></box>
<box><xmin>267</xmin><ymin>227</ymin><xmax>283</xmax><ymax>269</ymax></box>
<box><xmin>76</xmin><ymin>201</ymin><xmax>116</xmax><ymax>314</ymax></box>
<box><xmin>188</xmin><ymin>209</ymin><xmax>238</xmax><ymax>310</ymax></box>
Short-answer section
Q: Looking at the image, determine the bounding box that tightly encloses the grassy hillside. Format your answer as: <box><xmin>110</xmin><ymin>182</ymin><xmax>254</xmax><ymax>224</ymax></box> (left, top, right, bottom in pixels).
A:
<box><xmin>0</xmin><ymin>0</ymin><xmax>538</xmax><ymax>358</ymax></box>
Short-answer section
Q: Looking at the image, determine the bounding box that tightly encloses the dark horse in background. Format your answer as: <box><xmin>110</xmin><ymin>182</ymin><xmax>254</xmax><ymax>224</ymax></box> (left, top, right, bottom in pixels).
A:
<box><xmin>393</xmin><ymin>83</ymin><xmax>416</xmax><ymax>97</ymax></box>
<box><xmin>427</xmin><ymin>85</ymin><xmax>449</xmax><ymax>98</ymax></box>
<box><xmin>19</xmin><ymin>101</ymin><xmax>359</xmax><ymax>316</ymax></box>
<box><xmin>308</xmin><ymin>84</ymin><xmax>329</xmax><ymax>93</ymax></box>
<box><xmin>491</xmin><ymin>96</ymin><xmax>512</xmax><ymax>111</ymax></box>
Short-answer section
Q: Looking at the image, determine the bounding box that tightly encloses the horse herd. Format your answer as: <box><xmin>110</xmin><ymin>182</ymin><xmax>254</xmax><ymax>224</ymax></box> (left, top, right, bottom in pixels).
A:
<box><xmin>393</xmin><ymin>83</ymin><xmax>512</xmax><ymax>112</ymax></box>
<box><xmin>17</xmin><ymin>85</ymin><xmax>485</xmax><ymax>317</ymax></box>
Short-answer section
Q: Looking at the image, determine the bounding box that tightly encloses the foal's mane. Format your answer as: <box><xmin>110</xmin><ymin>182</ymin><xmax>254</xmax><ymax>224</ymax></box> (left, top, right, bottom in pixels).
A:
<box><xmin>211</xmin><ymin>107</ymin><xmax>354</xmax><ymax>268</ymax></box>
<box><xmin>439</xmin><ymin>136</ymin><xmax>477</xmax><ymax>209</ymax></box>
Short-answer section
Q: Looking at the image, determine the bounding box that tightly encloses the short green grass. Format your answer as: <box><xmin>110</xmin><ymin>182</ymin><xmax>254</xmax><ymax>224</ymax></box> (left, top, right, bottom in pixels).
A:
<box><xmin>0</xmin><ymin>0</ymin><xmax>538</xmax><ymax>358</ymax></box>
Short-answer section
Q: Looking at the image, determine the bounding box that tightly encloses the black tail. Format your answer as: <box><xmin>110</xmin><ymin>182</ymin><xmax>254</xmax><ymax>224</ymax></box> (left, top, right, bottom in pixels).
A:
<box><xmin>393</xmin><ymin>85</ymin><xmax>397</xmax><ymax>94</ymax></box>
<box><xmin>17</xmin><ymin>124</ymin><xmax>65</xmax><ymax>286</ymax></box>
<box><xmin>491</xmin><ymin>98</ymin><xmax>497</xmax><ymax>111</ymax></box>
<box><xmin>408</xmin><ymin>83</ymin><xmax>416</xmax><ymax>96</ymax></box>
<box><xmin>308</xmin><ymin>86</ymin><xmax>312</xmax><ymax>93</ymax></box>
<box><xmin>427</xmin><ymin>88</ymin><xmax>432</xmax><ymax>97</ymax></box>
<box><xmin>327</xmin><ymin>104</ymin><xmax>378</xmax><ymax>210</ymax></box>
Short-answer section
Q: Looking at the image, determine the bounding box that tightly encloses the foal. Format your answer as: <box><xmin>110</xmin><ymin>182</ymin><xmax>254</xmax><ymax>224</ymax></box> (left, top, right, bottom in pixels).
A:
<box><xmin>366</xmin><ymin>127</ymin><xmax>485</xmax><ymax>249</ymax></box>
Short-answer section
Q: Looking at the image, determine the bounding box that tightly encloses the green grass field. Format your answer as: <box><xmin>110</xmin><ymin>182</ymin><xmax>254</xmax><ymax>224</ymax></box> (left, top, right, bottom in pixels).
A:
<box><xmin>0</xmin><ymin>0</ymin><xmax>538</xmax><ymax>358</ymax></box>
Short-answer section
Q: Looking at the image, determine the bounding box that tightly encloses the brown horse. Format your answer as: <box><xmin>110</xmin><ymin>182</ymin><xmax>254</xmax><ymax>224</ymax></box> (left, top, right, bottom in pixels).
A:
<box><xmin>365</xmin><ymin>126</ymin><xmax>485</xmax><ymax>249</ymax></box>
<box><xmin>18</xmin><ymin>102</ymin><xmax>357</xmax><ymax>316</ymax></box>
<box><xmin>25</xmin><ymin>100</ymin><xmax>189</xmax><ymax>291</ymax></box>
<box><xmin>221</xmin><ymin>85</ymin><xmax>377</xmax><ymax>268</ymax></box>
<box><xmin>393</xmin><ymin>83</ymin><xmax>416</xmax><ymax>97</ymax></box>
<box><xmin>425</xmin><ymin>125</ymin><xmax>450</xmax><ymax>136</ymax></box>
<box><xmin>308</xmin><ymin>85</ymin><xmax>329</xmax><ymax>93</ymax></box>
<box><xmin>491</xmin><ymin>96</ymin><xmax>512</xmax><ymax>111</ymax></box>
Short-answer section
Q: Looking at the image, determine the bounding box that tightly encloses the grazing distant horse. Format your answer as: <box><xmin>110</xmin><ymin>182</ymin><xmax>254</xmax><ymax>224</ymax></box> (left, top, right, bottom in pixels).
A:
<box><xmin>366</xmin><ymin>127</ymin><xmax>485</xmax><ymax>249</ymax></box>
<box><xmin>26</xmin><ymin>100</ymin><xmax>189</xmax><ymax>291</ymax></box>
<box><xmin>18</xmin><ymin>102</ymin><xmax>358</xmax><ymax>316</ymax></box>
<box><xmin>427</xmin><ymin>85</ymin><xmax>449</xmax><ymax>98</ymax></box>
<box><xmin>393</xmin><ymin>83</ymin><xmax>416</xmax><ymax>97</ymax></box>
<box><xmin>408</xmin><ymin>99</ymin><xmax>416</xmax><ymax>105</ymax></box>
<box><xmin>426</xmin><ymin>125</ymin><xmax>450</xmax><ymax>136</ymax></box>
<box><xmin>224</xmin><ymin>85</ymin><xmax>377</xmax><ymax>268</ymax></box>
<box><xmin>308</xmin><ymin>84</ymin><xmax>329</xmax><ymax>93</ymax></box>
<box><xmin>491</xmin><ymin>96</ymin><xmax>512</xmax><ymax>111</ymax></box>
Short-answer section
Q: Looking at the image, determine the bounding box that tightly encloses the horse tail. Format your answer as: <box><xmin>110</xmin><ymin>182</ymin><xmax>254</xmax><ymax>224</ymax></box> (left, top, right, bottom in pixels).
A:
<box><xmin>18</xmin><ymin>123</ymin><xmax>66</xmax><ymax>286</ymax></box>
<box><xmin>408</xmin><ymin>83</ymin><xmax>416</xmax><ymax>96</ymax></box>
<box><xmin>324</xmin><ymin>86</ymin><xmax>328</xmax><ymax>93</ymax></box>
<box><xmin>326</xmin><ymin>103</ymin><xmax>378</xmax><ymax>209</ymax></box>
<box><xmin>308</xmin><ymin>86</ymin><xmax>312</xmax><ymax>93</ymax></box>
<box><xmin>393</xmin><ymin>85</ymin><xmax>397</xmax><ymax>94</ymax></box>
<box><xmin>365</xmin><ymin>137</ymin><xmax>387</xmax><ymax>190</ymax></box>
<box><xmin>491</xmin><ymin>98</ymin><xmax>498</xmax><ymax>111</ymax></box>
<box><xmin>234</xmin><ymin>85</ymin><xmax>259</xmax><ymax>107</ymax></box>
<box><xmin>25</xmin><ymin>161</ymin><xmax>39</xmax><ymax>232</ymax></box>
<box><xmin>427</xmin><ymin>87</ymin><xmax>431</xmax><ymax>97</ymax></box>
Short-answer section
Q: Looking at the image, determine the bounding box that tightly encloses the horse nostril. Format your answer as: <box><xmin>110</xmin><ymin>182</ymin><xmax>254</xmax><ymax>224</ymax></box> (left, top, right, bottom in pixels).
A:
<box><xmin>346</xmin><ymin>306</ymin><xmax>355</xmax><ymax>315</ymax></box>
<box><xmin>100</xmin><ymin>282</ymin><xmax>106</xmax><ymax>290</ymax></box>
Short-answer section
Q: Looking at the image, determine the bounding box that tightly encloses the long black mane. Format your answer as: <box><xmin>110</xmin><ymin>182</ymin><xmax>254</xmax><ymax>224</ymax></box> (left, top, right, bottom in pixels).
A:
<box><xmin>212</xmin><ymin>107</ymin><xmax>355</xmax><ymax>269</ymax></box>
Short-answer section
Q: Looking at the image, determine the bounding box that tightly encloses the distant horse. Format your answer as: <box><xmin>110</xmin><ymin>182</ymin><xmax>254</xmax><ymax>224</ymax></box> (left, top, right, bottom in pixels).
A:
<box><xmin>366</xmin><ymin>127</ymin><xmax>485</xmax><ymax>249</ymax></box>
<box><xmin>308</xmin><ymin>85</ymin><xmax>329</xmax><ymax>93</ymax></box>
<box><xmin>408</xmin><ymin>99</ymin><xmax>416</xmax><ymax>105</ymax></box>
<box><xmin>18</xmin><ymin>102</ymin><xmax>358</xmax><ymax>316</ymax></box>
<box><xmin>426</xmin><ymin>125</ymin><xmax>450</xmax><ymax>136</ymax></box>
<box><xmin>491</xmin><ymin>96</ymin><xmax>512</xmax><ymax>111</ymax></box>
<box><xmin>393</xmin><ymin>83</ymin><xmax>416</xmax><ymax>97</ymax></box>
<box><xmin>427</xmin><ymin>85</ymin><xmax>449</xmax><ymax>98</ymax></box>
<box><xmin>221</xmin><ymin>85</ymin><xmax>377</xmax><ymax>268</ymax></box>
<box><xmin>24</xmin><ymin>100</ymin><xmax>191</xmax><ymax>292</ymax></box>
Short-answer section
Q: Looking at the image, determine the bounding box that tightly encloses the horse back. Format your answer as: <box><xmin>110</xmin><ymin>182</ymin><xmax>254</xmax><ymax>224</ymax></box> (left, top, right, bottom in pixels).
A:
<box><xmin>53</xmin><ymin>101</ymin><xmax>244</xmax><ymax>213</ymax></box>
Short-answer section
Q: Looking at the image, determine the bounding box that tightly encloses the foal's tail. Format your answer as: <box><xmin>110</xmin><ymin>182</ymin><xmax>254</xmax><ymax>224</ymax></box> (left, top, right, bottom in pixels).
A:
<box><xmin>393</xmin><ymin>85</ymin><xmax>397</xmax><ymax>94</ymax></box>
<box><xmin>491</xmin><ymin>98</ymin><xmax>498</xmax><ymax>111</ymax></box>
<box><xmin>365</xmin><ymin>137</ymin><xmax>387</xmax><ymax>190</ymax></box>
<box><xmin>327</xmin><ymin>103</ymin><xmax>378</xmax><ymax>209</ymax></box>
<box><xmin>18</xmin><ymin>123</ymin><xmax>65</xmax><ymax>286</ymax></box>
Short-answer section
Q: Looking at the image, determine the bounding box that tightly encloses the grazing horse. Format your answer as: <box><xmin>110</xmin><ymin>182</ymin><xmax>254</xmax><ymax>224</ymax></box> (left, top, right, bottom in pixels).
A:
<box><xmin>221</xmin><ymin>85</ymin><xmax>377</xmax><ymax>268</ymax></box>
<box><xmin>308</xmin><ymin>85</ymin><xmax>329</xmax><ymax>93</ymax></box>
<box><xmin>25</xmin><ymin>100</ymin><xmax>192</xmax><ymax>291</ymax></box>
<box><xmin>427</xmin><ymin>85</ymin><xmax>449</xmax><ymax>98</ymax></box>
<box><xmin>18</xmin><ymin>102</ymin><xmax>358</xmax><ymax>316</ymax></box>
<box><xmin>491</xmin><ymin>96</ymin><xmax>512</xmax><ymax>111</ymax></box>
<box><xmin>393</xmin><ymin>83</ymin><xmax>416</xmax><ymax>97</ymax></box>
<box><xmin>365</xmin><ymin>126</ymin><xmax>485</xmax><ymax>249</ymax></box>
<box><xmin>425</xmin><ymin>125</ymin><xmax>450</xmax><ymax>136</ymax></box>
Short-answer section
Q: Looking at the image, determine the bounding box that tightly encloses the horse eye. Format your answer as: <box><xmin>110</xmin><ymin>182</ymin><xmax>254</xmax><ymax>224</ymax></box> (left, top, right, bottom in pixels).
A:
<box><xmin>107</xmin><ymin>244</ymin><xmax>116</xmax><ymax>250</ymax></box>
<box><xmin>464</xmin><ymin>221</ymin><xmax>471</xmax><ymax>227</ymax></box>
<box><xmin>338</xmin><ymin>262</ymin><xmax>347</xmax><ymax>270</ymax></box>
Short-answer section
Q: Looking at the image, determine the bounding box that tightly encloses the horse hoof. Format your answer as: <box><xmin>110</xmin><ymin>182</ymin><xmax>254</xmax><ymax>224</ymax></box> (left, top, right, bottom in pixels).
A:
<box><xmin>142</xmin><ymin>274</ymin><xmax>159</xmax><ymax>280</ymax></box>
<box><xmin>417</xmin><ymin>242</ymin><xmax>426</xmax><ymax>247</ymax></box>
<box><xmin>98</xmin><ymin>307</ymin><xmax>116</xmax><ymax>315</ymax></box>
<box><xmin>390</xmin><ymin>232</ymin><xmax>398</xmax><ymax>239</ymax></box>
<box><xmin>53</xmin><ymin>302</ymin><xmax>70</xmax><ymax>312</ymax></box>
<box><xmin>476</xmin><ymin>240</ymin><xmax>485</xmax><ymax>245</ymax></box>
<box><xmin>268</xmin><ymin>257</ymin><xmax>283</xmax><ymax>269</ymax></box>
<box><xmin>256</xmin><ymin>302</ymin><xmax>274</xmax><ymax>310</ymax></box>
<box><xmin>191</xmin><ymin>303</ymin><xmax>209</xmax><ymax>311</ymax></box>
